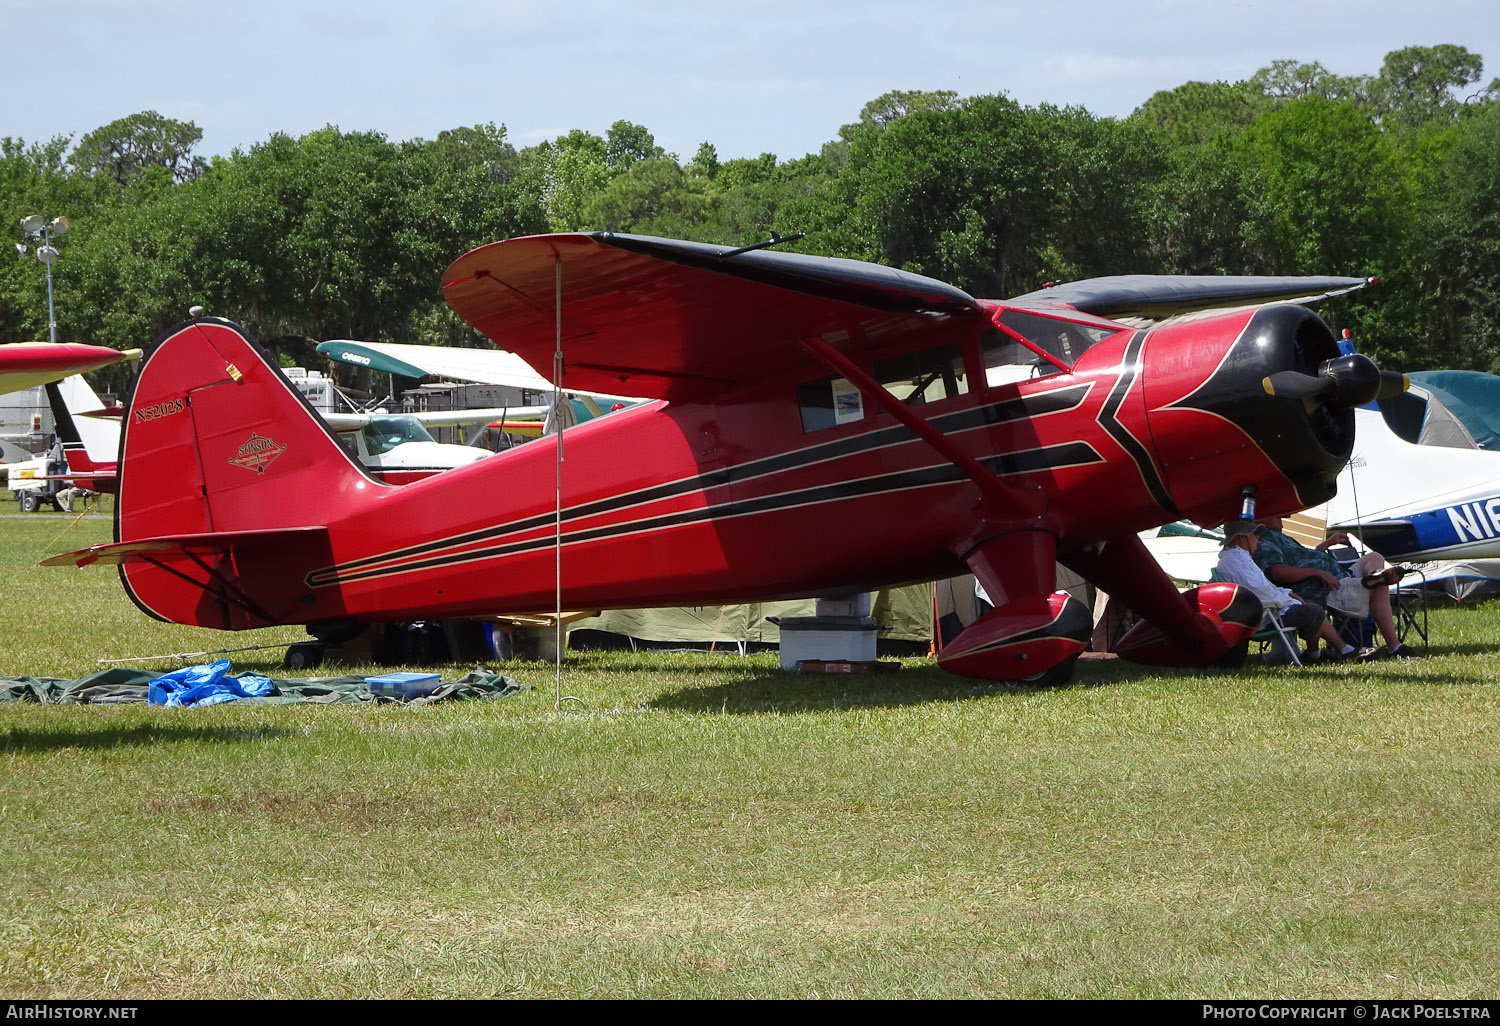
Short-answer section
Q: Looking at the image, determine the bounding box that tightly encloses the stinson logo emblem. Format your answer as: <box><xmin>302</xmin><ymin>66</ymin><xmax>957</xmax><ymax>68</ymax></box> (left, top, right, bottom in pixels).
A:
<box><xmin>229</xmin><ymin>433</ymin><xmax>287</xmax><ymax>474</ymax></box>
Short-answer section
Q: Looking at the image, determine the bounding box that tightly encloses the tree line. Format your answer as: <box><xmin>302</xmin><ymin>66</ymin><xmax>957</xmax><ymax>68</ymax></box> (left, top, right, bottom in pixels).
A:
<box><xmin>3</xmin><ymin>43</ymin><xmax>1498</xmax><ymax>392</ymax></box>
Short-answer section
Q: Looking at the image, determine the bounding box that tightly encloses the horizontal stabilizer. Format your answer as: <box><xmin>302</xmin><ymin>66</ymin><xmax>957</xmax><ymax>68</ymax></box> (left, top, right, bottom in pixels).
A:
<box><xmin>43</xmin><ymin>526</ymin><xmax>329</xmax><ymax>568</ymax></box>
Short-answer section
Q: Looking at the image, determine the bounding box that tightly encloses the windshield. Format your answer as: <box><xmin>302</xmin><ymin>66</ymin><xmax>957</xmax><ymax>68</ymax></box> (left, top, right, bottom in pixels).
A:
<box><xmin>361</xmin><ymin>415</ymin><xmax>435</xmax><ymax>455</ymax></box>
<box><xmin>984</xmin><ymin>309</ymin><xmax>1124</xmax><ymax>385</ymax></box>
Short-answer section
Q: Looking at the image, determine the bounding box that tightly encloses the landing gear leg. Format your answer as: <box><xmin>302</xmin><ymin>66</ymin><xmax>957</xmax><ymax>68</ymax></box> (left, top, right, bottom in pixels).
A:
<box><xmin>937</xmin><ymin>530</ymin><xmax>1091</xmax><ymax>683</ymax></box>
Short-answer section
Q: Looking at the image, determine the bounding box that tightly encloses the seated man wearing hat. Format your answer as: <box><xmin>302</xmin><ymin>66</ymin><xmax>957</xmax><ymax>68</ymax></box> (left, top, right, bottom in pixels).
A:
<box><xmin>1215</xmin><ymin>520</ymin><xmax>1362</xmax><ymax>663</ymax></box>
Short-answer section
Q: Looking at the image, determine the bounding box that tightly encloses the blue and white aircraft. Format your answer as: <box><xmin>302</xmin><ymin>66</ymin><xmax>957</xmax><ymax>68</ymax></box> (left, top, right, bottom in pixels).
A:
<box><xmin>1328</xmin><ymin>372</ymin><xmax>1500</xmax><ymax>561</ymax></box>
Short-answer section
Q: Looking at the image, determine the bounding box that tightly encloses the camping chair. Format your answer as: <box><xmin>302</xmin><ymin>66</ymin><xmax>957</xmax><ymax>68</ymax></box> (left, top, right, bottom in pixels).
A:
<box><xmin>1207</xmin><ymin>569</ymin><xmax>1302</xmax><ymax>666</ymax></box>
<box><xmin>1254</xmin><ymin>599</ymin><xmax>1303</xmax><ymax>666</ymax></box>
<box><xmin>1328</xmin><ymin>573</ymin><xmax>1428</xmax><ymax>653</ymax></box>
<box><xmin>1394</xmin><ymin>569</ymin><xmax>1430</xmax><ymax>648</ymax></box>
<box><xmin>1324</xmin><ymin>547</ymin><xmax>1429</xmax><ymax>653</ymax></box>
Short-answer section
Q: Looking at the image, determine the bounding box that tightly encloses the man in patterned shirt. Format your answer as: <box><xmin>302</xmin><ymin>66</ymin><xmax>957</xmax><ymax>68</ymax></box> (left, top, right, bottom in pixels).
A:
<box><xmin>1253</xmin><ymin>515</ymin><xmax>1417</xmax><ymax>659</ymax></box>
<box><xmin>1216</xmin><ymin>520</ymin><xmax>1359</xmax><ymax>663</ymax></box>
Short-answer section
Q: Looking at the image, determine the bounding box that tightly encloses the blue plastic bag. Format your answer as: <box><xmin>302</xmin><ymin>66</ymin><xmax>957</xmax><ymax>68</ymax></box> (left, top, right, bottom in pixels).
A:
<box><xmin>147</xmin><ymin>660</ymin><xmax>275</xmax><ymax>707</ymax></box>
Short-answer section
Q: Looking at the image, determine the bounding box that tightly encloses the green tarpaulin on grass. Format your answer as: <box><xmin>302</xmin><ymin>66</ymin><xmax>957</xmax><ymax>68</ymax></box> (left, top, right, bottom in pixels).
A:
<box><xmin>0</xmin><ymin>668</ymin><xmax>526</xmax><ymax>705</ymax></box>
<box><xmin>569</xmin><ymin>584</ymin><xmax>934</xmax><ymax>646</ymax></box>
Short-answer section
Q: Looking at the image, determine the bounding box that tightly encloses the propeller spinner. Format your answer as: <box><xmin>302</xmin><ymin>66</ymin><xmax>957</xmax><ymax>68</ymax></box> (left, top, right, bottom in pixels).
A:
<box><xmin>1262</xmin><ymin>353</ymin><xmax>1408</xmax><ymax>407</ymax></box>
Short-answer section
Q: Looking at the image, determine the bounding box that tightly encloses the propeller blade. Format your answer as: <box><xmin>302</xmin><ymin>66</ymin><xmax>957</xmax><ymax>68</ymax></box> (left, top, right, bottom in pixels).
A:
<box><xmin>1375</xmin><ymin>370</ymin><xmax>1409</xmax><ymax>400</ymax></box>
<box><xmin>1261</xmin><ymin>370</ymin><xmax>1332</xmax><ymax>399</ymax></box>
<box><xmin>1263</xmin><ymin>355</ymin><xmax>1393</xmax><ymax>408</ymax></box>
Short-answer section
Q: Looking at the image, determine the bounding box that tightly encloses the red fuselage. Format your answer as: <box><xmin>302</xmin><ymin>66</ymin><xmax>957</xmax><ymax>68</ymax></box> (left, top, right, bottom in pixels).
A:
<box><xmin>110</xmin><ymin>301</ymin><xmax>1346</xmax><ymax>633</ymax></box>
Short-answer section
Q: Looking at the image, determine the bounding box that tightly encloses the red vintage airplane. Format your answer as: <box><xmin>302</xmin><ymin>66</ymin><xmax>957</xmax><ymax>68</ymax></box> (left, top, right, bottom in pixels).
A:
<box><xmin>46</xmin><ymin>233</ymin><xmax>1402</xmax><ymax>682</ymax></box>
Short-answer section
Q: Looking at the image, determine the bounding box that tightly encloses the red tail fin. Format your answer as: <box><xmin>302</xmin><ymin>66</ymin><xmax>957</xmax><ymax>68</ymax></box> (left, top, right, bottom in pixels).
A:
<box><xmin>113</xmin><ymin>320</ymin><xmax>372</xmax><ymax>628</ymax></box>
<box><xmin>118</xmin><ymin>319</ymin><xmax>370</xmax><ymax>542</ymax></box>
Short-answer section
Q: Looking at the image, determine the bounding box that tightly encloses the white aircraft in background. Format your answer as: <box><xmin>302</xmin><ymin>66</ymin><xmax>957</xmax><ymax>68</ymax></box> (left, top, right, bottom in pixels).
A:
<box><xmin>1323</xmin><ymin>375</ymin><xmax>1500</xmax><ymax>562</ymax></box>
<box><xmin>320</xmin><ymin>407</ymin><xmax>548</xmax><ymax>484</ymax></box>
<box><xmin>317</xmin><ymin>338</ymin><xmax>639</xmax><ymax>431</ymax></box>
<box><xmin>16</xmin><ymin>337</ymin><xmax>633</xmax><ymax>506</ymax></box>
<box><xmin>7</xmin><ymin>373</ymin><xmax>128</xmax><ymax>509</ymax></box>
<box><xmin>26</xmin><ymin>373</ymin><xmax>539</xmax><ymax>502</ymax></box>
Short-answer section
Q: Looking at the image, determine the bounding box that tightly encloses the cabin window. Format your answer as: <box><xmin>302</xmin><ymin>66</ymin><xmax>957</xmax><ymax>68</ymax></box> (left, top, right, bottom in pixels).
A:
<box><xmin>798</xmin><ymin>376</ymin><xmax>864</xmax><ymax>432</ymax></box>
<box><xmin>872</xmin><ymin>345</ymin><xmax>968</xmax><ymax>406</ymax></box>
<box><xmin>983</xmin><ymin>312</ymin><xmax>1118</xmax><ymax>386</ymax></box>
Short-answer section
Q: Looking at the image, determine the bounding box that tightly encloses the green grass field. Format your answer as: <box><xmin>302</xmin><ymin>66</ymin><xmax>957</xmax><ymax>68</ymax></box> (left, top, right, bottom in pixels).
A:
<box><xmin>2</xmin><ymin>510</ymin><xmax>1498</xmax><ymax>998</ymax></box>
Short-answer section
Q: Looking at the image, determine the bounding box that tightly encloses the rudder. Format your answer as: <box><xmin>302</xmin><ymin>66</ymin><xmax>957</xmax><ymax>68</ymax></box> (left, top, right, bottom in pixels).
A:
<box><xmin>118</xmin><ymin>318</ymin><xmax>373</xmax><ymax>545</ymax></box>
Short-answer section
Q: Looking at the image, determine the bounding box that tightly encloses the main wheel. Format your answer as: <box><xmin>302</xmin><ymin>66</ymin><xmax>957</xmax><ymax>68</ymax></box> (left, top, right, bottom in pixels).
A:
<box><xmin>18</xmin><ymin>492</ymin><xmax>40</xmax><ymax>514</ymax></box>
<box><xmin>1020</xmin><ymin>653</ymin><xmax>1080</xmax><ymax>686</ymax></box>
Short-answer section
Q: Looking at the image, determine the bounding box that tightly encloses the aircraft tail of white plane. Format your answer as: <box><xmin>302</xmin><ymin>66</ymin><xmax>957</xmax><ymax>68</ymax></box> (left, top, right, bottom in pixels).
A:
<box><xmin>44</xmin><ymin>374</ymin><xmax>121</xmax><ymax>489</ymax></box>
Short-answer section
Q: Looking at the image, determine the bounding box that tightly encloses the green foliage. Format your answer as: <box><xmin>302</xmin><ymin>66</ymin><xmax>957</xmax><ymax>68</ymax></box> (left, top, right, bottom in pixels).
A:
<box><xmin>8</xmin><ymin>120</ymin><xmax>545</xmax><ymax>359</ymax></box>
<box><xmin>700</xmin><ymin>152</ymin><xmax>831</xmax><ymax>246</ymax></box>
<box><xmin>688</xmin><ymin>141</ymin><xmax>720</xmax><ymax>180</ymax></box>
<box><xmin>583</xmin><ymin>157</ymin><xmax>714</xmax><ymax>236</ymax></box>
<box><xmin>1230</xmin><ymin>97</ymin><xmax>1429</xmax><ymax>364</ymax></box>
<box><xmin>4</xmin><ymin>45</ymin><xmax>1499</xmax><ymax>369</ymax></box>
<box><xmin>0</xmin><ymin>136</ymin><xmax>104</xmax><ymax>341</ymax></box>
<box><xmin>1370</xmin><ymin>44</ymin><xmax>1486</xmax><ymax>128</ymax></box>
<box><xmin>838</xmin><ymin>88</ymin><xmax>961</xmax><ymax>141</ymax></box>
<box><xmin>605</xmin><ymin>119</ymin><xmax>664</xmax><ymax>170</ymax></box>
<box><xmin>1424</xmin><ymin>101</ymin><xmax>1500</xmax><ymax>370</ymax></box>
<box><xmin>1237</xmin><ymin>97</ymin><xmax>1404</xmax><ymax>272</ymax></box>
<box><xmin>69</xmin><ymin>110</ymin><xmax>207</xmax><ymax>187</ymax></box>
<box><xmin>536</xmin><ymin>129</ymin><xmax>611</xmax><ymax>232</ymax></box>
<box><xmin>1133</xmin><ymin>79</ymin><xmax>1269</xmax><ymax>146</ymax></box>
<box><xmin>1250</xmin><ymin>59</ymin><xmax>1367</xmax><ymax>105</ymax></box>
<box><xmin>796</xmin><ymin>97</ymin><xmax>1164</xmax><ymax>296</ymax></box>
<box><xmin>1147</xmin><ymin>137</ymin><xmax>1270</xmax><ymax>275</ymax></box>
<box><xmin>716</xmin><ymin>152</ymin><xmax>779</xmax><ymax>191</ymax></box>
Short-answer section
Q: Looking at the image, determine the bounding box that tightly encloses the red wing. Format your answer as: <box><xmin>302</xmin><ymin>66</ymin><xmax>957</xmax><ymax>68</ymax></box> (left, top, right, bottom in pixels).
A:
<box><xmin>0</xmin><ymin>343</ymin><xmax>138</xmax><ymax>396</ymax></box>
<box><xmin>442</xmin><ymin>233</ymin><xmax>983</xmax><ymax>403</ymax></box>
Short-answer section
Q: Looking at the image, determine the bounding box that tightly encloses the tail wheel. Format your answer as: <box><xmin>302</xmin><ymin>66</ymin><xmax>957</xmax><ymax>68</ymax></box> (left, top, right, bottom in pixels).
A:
<box><xmin>283</xmin><ymin>642</ymin><xmax>325</xmax><ymax>671</ymax></box>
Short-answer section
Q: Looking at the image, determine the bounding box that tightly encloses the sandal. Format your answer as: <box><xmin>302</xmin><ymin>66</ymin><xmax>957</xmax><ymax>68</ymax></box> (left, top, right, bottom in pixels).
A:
<box><xmin>1361</xmin><ymin>567</ymin><xmax>1408</xmax><ymax>589</ymax></box>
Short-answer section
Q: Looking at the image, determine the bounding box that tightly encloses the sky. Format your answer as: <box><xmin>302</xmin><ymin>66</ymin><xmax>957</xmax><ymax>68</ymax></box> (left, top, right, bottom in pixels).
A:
<box><xmin>5</xmin><ymin>0</ymin><xmax>1500</xmax><ymax>165</ymax></box>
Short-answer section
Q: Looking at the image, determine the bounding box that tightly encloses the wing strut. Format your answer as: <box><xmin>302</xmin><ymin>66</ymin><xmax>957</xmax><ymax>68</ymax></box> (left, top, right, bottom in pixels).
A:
<box><xmin>796</xmin><ymin>335</ymin><xmax>1045</xmax><ymax>518</ymax></box>
<box><xmin>553</xmin><ymin>255</ymin><xmax>583</xmax><ymax>712</ymax></box>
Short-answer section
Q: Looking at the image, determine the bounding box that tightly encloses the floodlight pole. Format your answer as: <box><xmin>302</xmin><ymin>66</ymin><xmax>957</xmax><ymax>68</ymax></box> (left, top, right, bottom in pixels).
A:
<box><xmin>43</xmin><ymin>225</ymin><xmax>57</xmax><ymax>344</ymax></box>
<box><xmin>19</xmin><ymin>215</ymin><xmax>67</xmax><ymax>343</ymax></box>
